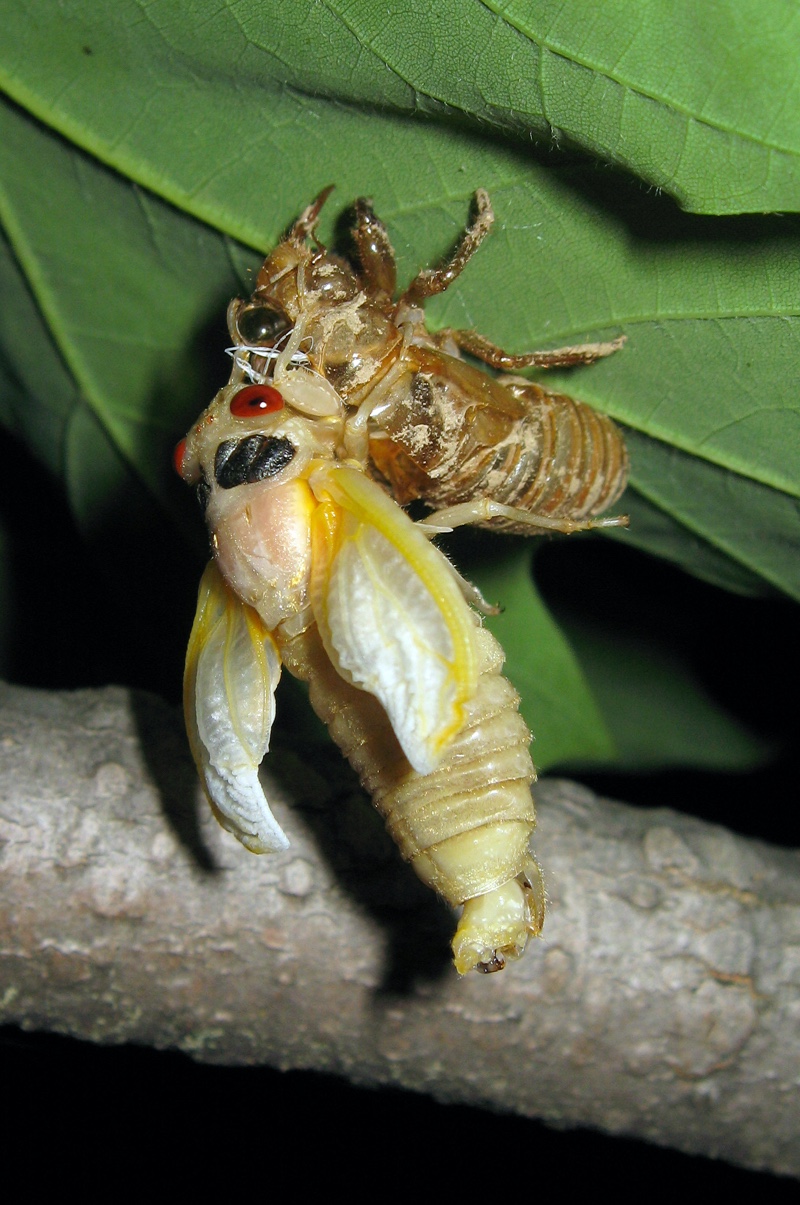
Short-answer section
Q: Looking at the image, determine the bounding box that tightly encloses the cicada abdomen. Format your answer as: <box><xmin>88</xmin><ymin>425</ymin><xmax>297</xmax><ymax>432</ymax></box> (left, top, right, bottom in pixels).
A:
<box><xmin>279</xmin><ymin>617</ymin><xmax>542</xmax><ymax>974</ymax></box>
<box><xmin>366</xmin><ymin>347</ymin><xmax>629</xmax><ymax>535</ymax></box>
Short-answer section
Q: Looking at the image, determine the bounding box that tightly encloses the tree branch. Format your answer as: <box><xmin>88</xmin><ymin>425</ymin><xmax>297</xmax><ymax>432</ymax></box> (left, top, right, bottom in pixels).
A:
<box><xmin>0</xmin><ymin>681</ymin><xmax>798</xmax><ymax>1176</ymax></box>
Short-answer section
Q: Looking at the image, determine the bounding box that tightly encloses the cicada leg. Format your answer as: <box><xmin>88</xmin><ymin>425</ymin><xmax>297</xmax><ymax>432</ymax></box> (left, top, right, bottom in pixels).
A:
<box><xmin>399</xmin><ymin>189</ymin><xmax>495</xmax><ymax>305</ymax></box>
<box><xmin>433</xmin><ymin>329</ymin><xmax>626</xmax><ymax>370</ymax></box>
<box><xmin>423</xmin><ymin>497</ymin><xmax>630</xmax><ymax>535</ymax></box>
<box><xmin>351</xmin><ymin>199</ymin><xmax>398</xmax><ymax>301</ymax></box>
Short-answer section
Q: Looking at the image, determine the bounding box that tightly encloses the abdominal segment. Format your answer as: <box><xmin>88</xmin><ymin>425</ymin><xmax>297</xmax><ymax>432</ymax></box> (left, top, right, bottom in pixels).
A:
<box><xmin>278</xmin><ymin>616</ymin><xmax>540</xmax><ymax>972</ymax></box>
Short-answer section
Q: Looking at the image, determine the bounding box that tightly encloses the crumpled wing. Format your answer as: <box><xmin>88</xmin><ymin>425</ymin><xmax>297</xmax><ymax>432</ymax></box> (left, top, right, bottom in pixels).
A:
<box><xmin>184</xmin><ymin>560</ymin><xmax>287</xmax><ymax>854</ymax></box>
<box><xmin>309</xmin><ymin>464</ymin><xmax>478</xmax><ymax>776</ymax></box>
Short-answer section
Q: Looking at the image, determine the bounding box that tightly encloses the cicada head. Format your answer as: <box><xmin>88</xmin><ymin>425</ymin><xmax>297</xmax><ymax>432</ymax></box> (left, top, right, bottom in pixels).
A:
<box><xmin>175</xmin><ymin>375</ymin><xmax>344</xmax><ymax>630</ymax></box>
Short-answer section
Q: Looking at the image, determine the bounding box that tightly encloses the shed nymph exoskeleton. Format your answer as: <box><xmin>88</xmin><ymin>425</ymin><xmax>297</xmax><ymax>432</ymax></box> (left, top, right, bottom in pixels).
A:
<box><xmin>176</xmin><ymin>189</ymin><xmax>629</xmax><ymax>974</ymax></box>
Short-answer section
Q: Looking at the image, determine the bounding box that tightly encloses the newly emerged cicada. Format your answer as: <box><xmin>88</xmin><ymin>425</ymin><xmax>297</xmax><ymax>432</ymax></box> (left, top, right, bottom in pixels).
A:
<box><xmin>176</xmin><ymin>189</ymin><xmax>629</xmax><ymax>974</ymax></box>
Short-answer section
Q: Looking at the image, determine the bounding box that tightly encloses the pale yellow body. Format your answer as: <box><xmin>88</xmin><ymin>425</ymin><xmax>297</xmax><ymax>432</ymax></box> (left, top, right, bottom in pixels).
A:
<box><xmin>182</xmin><ymin>391</ymin><xmax>544</xmax><ymax>971</ymax></box>
<box><xmin>279</xmin><ymin>614</ymin><xmax>543</xmax><ymax>974</ymax></box>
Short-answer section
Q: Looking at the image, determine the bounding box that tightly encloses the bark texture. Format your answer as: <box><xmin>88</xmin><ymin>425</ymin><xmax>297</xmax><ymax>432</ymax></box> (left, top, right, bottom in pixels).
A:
<box><xmin>0</xmin><ymin>680</ymin><xmax>798</xmax><ymax>1176</ymax></box>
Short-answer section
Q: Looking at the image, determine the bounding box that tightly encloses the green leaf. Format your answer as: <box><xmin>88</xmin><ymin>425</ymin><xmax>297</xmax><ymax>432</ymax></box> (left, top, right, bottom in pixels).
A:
<box><xmin>0</xmin><ymin>99</ymin><xmax>256</xmax><ymax>516</ymax></box>
<box><xmin>605</xmin><ymin>487</ymin><xmax>774</xmax><ymax>601</ymax></box>
<box><xmin>3</xmin><ymin>2</ymin><xmax>800</xmax><ymax>215</ymax></box>
<box><xmin>458</xmin><ymin>536</ymin><xmax>771</xmax><ymax>774</ymax></box>
<box><xmin>7</xmin><ymin>86</ymin><xmax>796</xmax><ymax>607</ymax></box>
<box><xmin>0</xmin><ymin>223</ymin><xmax>81</xmax><ymax>479</ymax></box>
<box><xmin>464</xmin><ymin>543</ymin><xmax>616</xmax><ymax>770</ymax></box>
<box><xmin>0</xmin><ymin>8</ymin><xmax>795</xmax><ymax>775</ymax></box>
<box><xmin>553</xmin><ymin>602</ymin><xmax>772</xmax><ymax>773</ymax></box>
<box><xmin>623</xmin><ymin>433</ymin><xmax>800</xmax><ymax>601</ymax></box>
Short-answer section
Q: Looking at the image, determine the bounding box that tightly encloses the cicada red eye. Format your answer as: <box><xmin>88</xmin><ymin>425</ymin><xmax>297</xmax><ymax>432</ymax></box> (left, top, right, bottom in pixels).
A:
<box><xmin>230</xmin><ymin>384</ymin><xmax>285</xmax><ymax>418</ymax></box>
<box><xmin>173</xmin><ymin>437</ymin><xmax>187</xmax><ymax>477</ymax></box>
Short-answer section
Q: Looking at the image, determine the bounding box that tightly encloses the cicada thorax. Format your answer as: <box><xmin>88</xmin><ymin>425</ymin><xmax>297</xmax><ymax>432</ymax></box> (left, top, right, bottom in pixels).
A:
<box><xmin>366</xmin><ymin>345</ymin><xmax>629</xmax><ymax>533</ymax></box>
<box><xmin>277</xmin><ymin>612</ymin><xmax>543</xmax><ymax>974</ymax></box>
<box><xmin>178</xmin><ymin>377</ymin><xmax>346</xmax><ymax>630</ymax></box>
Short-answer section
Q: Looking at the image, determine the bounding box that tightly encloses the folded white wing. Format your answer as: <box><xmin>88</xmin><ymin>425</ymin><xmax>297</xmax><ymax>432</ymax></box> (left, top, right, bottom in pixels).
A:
<box><xmin>184</xmin><ymin>560</ymin><xmax>287</xmax><ymax>854</ymax></box>
<box><xmin>309</xmin><ymin>466</ymin><xmax>478</xmax><ymax>775</ymax></box>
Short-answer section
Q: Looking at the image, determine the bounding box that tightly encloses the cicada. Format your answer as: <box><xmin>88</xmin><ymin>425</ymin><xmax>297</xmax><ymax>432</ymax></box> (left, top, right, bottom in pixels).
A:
<box><xmin>176</xmin><ymin>189</ymin><xmax>629</xmax><ymax>974</ymax></box>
